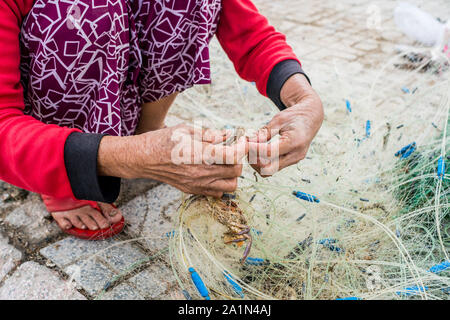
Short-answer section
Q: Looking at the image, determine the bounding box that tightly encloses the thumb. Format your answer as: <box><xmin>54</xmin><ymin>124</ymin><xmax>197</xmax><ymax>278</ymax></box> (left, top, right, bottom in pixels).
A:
<box><xmin>248</xmin><ymin>117</ymin><xmax>282</xmax><ymax>143</ymax></box>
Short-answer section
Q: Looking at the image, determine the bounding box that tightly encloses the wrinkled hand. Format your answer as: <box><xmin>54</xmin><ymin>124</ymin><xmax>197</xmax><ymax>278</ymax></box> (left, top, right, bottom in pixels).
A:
<box><xmin>249</xmin><ymin>74</ymin><xmax>324</xmax><ymax>176</ymax></box>
<box><xmin>99</xmin><ymin>124</ymin><xmax>248</xmax><ymax>198</ymax></box>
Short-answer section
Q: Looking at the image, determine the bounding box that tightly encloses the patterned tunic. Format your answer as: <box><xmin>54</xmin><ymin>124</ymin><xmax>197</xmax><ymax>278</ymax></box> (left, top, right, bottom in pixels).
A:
<box><xmin>20</xmin><ymin>0</ymin><xmax>221</xmax><ymax>136</ymax></box>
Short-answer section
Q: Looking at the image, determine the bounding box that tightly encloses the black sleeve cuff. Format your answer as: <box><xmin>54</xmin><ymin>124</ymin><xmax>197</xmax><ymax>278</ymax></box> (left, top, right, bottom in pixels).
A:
<box><xmin>266</xmin><ymin>59</ymin><xmax>311</xmax><ymax>111</ymax></box>
<box><xmin>64</xmin><ymin>132</ymin><xmax>121</xmax><ymax>203</ymax></box>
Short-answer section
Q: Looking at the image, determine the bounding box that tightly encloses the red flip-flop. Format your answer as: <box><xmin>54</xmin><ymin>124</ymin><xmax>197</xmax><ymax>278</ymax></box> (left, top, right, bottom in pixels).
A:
<box><xmin>41</xmin><ymin>195</ymin><xmax>125</xmax><ymax>240</ymax></box>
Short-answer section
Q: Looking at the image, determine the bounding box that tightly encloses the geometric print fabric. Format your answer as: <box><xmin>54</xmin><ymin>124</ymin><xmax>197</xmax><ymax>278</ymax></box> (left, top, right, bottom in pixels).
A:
<box><xmin>20</xmin><ymin>0</ymin><xmax>221</xmax><ymax>136</ymax></box>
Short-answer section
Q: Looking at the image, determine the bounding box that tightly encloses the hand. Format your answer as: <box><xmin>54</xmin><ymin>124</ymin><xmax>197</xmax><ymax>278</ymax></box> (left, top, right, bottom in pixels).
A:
<box><xmin>248</xmin><ymin>74</ymin><xmax>324</xmax><ymax>176</ymax></box>
<box><xmin>98</xmin><ymin>124</ymin><xmax>248</xmax><ymax>198</ymax></box>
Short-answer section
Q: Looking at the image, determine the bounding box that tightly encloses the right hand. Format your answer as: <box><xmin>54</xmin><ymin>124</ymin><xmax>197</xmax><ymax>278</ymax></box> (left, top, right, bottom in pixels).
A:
<box><xmin>99</xmin><ymin>124</ymin><xmax>248</xmax><ymax>198</ymax></box>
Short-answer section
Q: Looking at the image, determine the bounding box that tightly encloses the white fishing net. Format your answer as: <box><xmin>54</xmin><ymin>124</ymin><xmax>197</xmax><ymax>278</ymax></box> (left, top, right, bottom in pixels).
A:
<box><xmin>166</xmin><ymin>40</ymin><xmax>450</xmax><ymax>300</ymax></box>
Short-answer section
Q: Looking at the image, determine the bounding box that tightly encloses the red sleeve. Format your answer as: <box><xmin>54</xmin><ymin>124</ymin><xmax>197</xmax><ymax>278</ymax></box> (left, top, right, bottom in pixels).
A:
<box><xmin>216</xmin><ymin>0</ymin><xmax>301</xmax><ymax>97</ymax></box>
<box><xmin>0</xmin><ymin>0</ymin><xmax>81</xmax><ymax>199</ymax></box>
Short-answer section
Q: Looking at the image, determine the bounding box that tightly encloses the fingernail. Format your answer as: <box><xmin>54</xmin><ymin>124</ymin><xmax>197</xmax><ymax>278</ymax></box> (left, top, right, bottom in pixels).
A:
<box><xmin>81</xmin><ymin>225</ymin><xmax>87</xmax><ymax>230</ymax></box>
<box><xmin>65</xmin><ymin>224</ymin><xmax>71</xmax><ymax>230</ymax></box>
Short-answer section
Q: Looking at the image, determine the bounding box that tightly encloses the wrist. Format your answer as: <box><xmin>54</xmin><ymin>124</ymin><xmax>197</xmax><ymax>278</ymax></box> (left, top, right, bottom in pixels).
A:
<box><xmin>98</xmin><ymin>135</ymin><xmax>143</xmax><ymax>179</ymax></box>
<box><xmin>280</xmin><ymin>73</ymin><xmax>313</xmax><ymax>108</ymax></box>
<box><xmin>280</xmin><ymin>74</ymin><xmax>324</xmax><ymax>131</ymax></box>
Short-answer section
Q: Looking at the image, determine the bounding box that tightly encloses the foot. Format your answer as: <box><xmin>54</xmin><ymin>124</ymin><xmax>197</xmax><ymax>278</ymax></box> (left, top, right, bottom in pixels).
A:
<box><xmin>51</xmin><ymin>202</ymin><xmax>123</xmax><ymax>231</ymax></box>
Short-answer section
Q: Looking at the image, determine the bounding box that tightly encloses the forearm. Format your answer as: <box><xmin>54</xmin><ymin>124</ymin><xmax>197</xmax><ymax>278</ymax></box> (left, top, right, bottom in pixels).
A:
<box><xmin>98</xmin><ymin>125</ymin><xmax>246</xmax><ymax>198</ymax></box>
<box><xmin>0</xmin><ymin>112</ymin><xmax>79</xmax><ymax>199</ymax></box>
<box><xmin>97</xmin><ymin>130</ymin><xmax>173</xmax><ymax>181</ymax></box>
<box><xmin>97</xmin><ymin>135</ymin><xmax>144</xmax><ymax>179</ymax></box>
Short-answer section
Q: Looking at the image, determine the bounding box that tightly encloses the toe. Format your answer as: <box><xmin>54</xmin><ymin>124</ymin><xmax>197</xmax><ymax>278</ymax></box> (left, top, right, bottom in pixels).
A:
<box><xmin>88</xmin><ymin>208</ymin><xmax>111</xmax><ymax>229</ymax></box>
<box><xmin>98</xmin><ymin>203</ymin><xmax>123</xmax><ymax>224</ymax></box>
<box><xmin>51</xmin><ymin>212</ymin><xmax>73</xmax><ymax>230</ymax></box>
<box><xmin>65</xmin><ymin>211</ymin><xmax>87</xmax><ymax>230</ymax></box>
<box><xmin>78</xmin><ymin>211</ymin><xmax>100</xmax><ymax>230</ymax></box>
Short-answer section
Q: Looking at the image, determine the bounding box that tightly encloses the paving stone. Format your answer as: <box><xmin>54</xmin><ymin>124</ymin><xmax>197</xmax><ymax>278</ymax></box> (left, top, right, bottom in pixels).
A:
<box><xmin>41</xmin><ymin>236</ymin><xmax>154</xmax><ymax>297</ymax></box>
<box><xmin>0</xmin><ymin>181</ymin><xmax>29</xmax><ymax>204</ymax></box>
<box><xmin>160</xmin><ymin>289</ymin><xmax>186</xmax><ymax>300</ymax></box>
<box><xmin>120</xmin><ymin>195</ymin><xmax>149</xmax><ymax>236</ymax></box>
<box><xmin>100</xmin><ymin>283</ymin><xmax>144</xmax><ymax>300</ymax></box>
<box><xmin>277</xmin><ymin>20</ymin><xmax>297</xmax><ymax>33</ymax></box>
<box><xmin>128</xmin><ymin>264</ymin><xmax>176</xmax><ymax>299</ymax></box>
<box><xmin>0</xmin><ymin>202</ymin><xmax>18</xmax><ymax>219</ymax></box>
<box><xmin>139</xmin><ymin>201</ymin><xmax>180</xmax><ymax>251</ymax></box>
<box><xmin>115</xmin><ymin>178</ymin><xmax>160</xmax><ymax>207</ymax></box>
<box><xmin>290</xmin><ymin>41</ymin><xmax>321</xmax><ymax>57</ymax></box>
<box><xmin>64</xmin><ymin>259</ymin><xmax>115</xmax><ymax>296</ymax></box>
<box><xmin>4</xmin><ymin>197</ymin><xmax>60</xmax><ymax>244</ymax></box>
<box><xmin>353</xmin><ymin>40</ymin><xmax>380</xmax><ymax>52</ymax></box>
<box><xmin>99</xmin><ymin>243</ymin><xmax>148</xmax><ymax>273</ymax></box>
<box><xmin>121</xmin><ymin>184</ymin><xmax>182</xmax><ymax>251</ymax></box>
<box><xmin>0</xmin><ymin>233</ymin><xmax>22</xmax><ymax>282</ymax></box>
<box><xmin>40</xmin><ymin>237</ymin><xmax>118</xmax><ymax>268</ymax></box>
<box><xmin>0</xmin><ymin>261</ymin><xmax>85</xmax><ymax>300</ymax></box>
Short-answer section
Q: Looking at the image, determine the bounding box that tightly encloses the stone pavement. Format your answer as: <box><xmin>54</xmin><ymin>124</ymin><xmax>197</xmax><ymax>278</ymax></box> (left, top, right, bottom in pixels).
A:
<box><xmin>0</xmin><ymin>0</ymin><xmax>449</xmax><ymax>299</ymax></box>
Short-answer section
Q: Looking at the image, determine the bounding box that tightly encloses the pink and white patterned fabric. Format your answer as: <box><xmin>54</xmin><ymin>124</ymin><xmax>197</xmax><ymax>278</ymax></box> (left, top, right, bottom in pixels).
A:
<box><xmin>20</xmin><ymin>0</ymin><xmax>222</xmax><ymax>137</ymax></box>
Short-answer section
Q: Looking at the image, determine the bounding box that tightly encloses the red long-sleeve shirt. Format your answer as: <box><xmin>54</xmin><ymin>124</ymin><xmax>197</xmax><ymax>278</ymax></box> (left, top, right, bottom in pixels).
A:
<box><xmin>0</xmin><ymin>0</ymin><xmax>304</xmax><ymax>201</ymax></box>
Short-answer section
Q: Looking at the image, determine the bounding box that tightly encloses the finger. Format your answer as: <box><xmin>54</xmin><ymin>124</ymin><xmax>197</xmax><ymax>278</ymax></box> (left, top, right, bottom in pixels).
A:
<box><xmin>248</xmin><ymin>114</ymin><xmax>285</xmax><ymax>143</ymax></box>
<box><xmin>251</xmin><ymin>150</ymin><xmax>306</xmax><ymax>177</ymax></box>
<box><xmin>207</xmin><ymin>178</ymin><xmax>238</xmax><ymax>193</ymax></box>
<box><xmin>202</xmin><ymin>190</ymin><xmax>224</xmax><ymax>198</ymax></box>
<box><xmin>180</xmin><ymin>185</ymin><xmax>224</xmax><ymax>198</ymax></box>
<box><xmin>248</xmin><ymin>136</ymin><xmax>292</xmax><ymax>162</ymax></box>
<box><xmin>205</xmin><ymin>136</ymin><xmax>248</xmax><ymax>165</ymax></box>
<box><xmin>188</xmin><ymin>126</ymin><xmax>229</xmax><ymax>144</ymax></box>
<box><xmin>261</xmin><ymin>153</ymin><xmax>294</xmax><ymax>176</ymax></box>
<box><xmin>252</xmin><ymin>159</ymin><xmax>279</xmax><ymax>177</ymax></box>
<box><xmin>160</xmin><ymin>162</ymin><xmax>242</xmax><ymax>181</ymax></box>
<box><xmin>248</xmin><ymin>126</ymin><xmax>273</xmax><ymax>143</ymax></box>
<box><xmin>200</xmin><ymin>128</ymin><xmax>231</xmax><ymax>144</ymax></box>
<box><xmin>208</xmin><ymin>164</ymin><xmax>243</xmax><ymax>179</ymax></box>
<box><xmin>278</xmin><ymin>148</ymin><xmax>308</xmax><ymax>171</ymax></box>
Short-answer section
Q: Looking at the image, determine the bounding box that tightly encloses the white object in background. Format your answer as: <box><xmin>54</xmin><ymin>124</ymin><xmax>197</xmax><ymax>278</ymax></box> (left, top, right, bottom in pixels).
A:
<box><xmin>432</xmin><ymin>21</ymin><xmax>450</xmax><ymax>59</ymax></box>
<box><xmin>394</xmin><ymin>2</ymin><xmax>445</xmax><ymax>47</ymax></box>
<box><xmin>437</xmin><ymin>21</ymin><xmax>450</xmax><ymax>49</ymax></box>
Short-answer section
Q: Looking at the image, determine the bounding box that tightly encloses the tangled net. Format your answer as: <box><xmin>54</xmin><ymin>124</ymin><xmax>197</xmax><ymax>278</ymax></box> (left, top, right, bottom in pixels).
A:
<box><xmin>166</xmin><ymin>43</ymin><xmax>450</xmax><ymax>300</ymax></box>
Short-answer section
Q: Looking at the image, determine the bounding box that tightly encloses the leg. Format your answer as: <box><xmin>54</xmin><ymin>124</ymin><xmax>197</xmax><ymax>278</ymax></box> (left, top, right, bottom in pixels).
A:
<box><xmin>135</xmin><ymin>92</ymin><xmax>178</xmax><ymax>134</ymax></box>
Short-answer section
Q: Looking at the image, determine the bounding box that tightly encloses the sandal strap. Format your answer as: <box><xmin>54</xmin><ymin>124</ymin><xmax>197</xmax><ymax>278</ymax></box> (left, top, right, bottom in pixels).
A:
<box><xmin>41</xmin><ymin>195</ymin><xmax>100</xmax><ymax>212</ymax></box>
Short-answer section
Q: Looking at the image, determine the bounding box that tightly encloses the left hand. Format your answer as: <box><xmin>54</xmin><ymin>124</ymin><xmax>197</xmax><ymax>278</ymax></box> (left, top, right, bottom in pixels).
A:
<box><xmin>248</xmin><ymin>73</ymin><xmax>324</xmax><ymax>176</ymax></box>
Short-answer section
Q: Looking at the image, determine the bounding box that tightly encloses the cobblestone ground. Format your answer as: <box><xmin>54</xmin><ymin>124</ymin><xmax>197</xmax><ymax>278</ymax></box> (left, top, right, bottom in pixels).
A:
<box><xmin>0</xmin><ymin>0</ymin><xmax>449</xmax><ymax>299</ymax></box>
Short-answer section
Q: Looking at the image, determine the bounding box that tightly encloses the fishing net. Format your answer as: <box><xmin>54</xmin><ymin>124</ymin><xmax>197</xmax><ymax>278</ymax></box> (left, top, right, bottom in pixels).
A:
<box><xmin>77</xmin><ymin>32</ymin><xmax>450</xmax><ymax>300</ymax></box>
<box><xmin>165</xmin><ymin>41</ymin><xmax>450</xmax><ymax>300</ymax></box>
